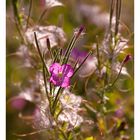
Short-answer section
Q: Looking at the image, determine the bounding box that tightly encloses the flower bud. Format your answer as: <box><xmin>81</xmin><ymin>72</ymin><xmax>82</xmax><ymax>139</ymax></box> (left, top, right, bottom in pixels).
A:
<box><xmin>76</xmin><ymin>25</ymin><xmax>85</xmax><ymax>38</ymax></box>
<box><xmin>123</xmin><ymin>54</ymin><xmax>132</xmax><ymax>64</ymax></box>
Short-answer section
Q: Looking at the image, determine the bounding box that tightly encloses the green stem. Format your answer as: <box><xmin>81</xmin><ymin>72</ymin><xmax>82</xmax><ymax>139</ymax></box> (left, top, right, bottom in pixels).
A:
<box><xmin>42</xmin><ymin>64</ymin><xmax>52</xmax><ymax>112</ymax></box>
<box><xmin>46</xmin><ymin>38</ymin><xmax>54</xmax><ymax>60</ymax></box>
<box><xmin>15</xmin><ymin>19</ymin><xmax>26</xmax><ymax>44</ymax></box>
<box><xmin>58</xmin><ymin>128</ymin><xmax>68</xmax><ymax>140</ymax></box>
<box><xmin>49</xmin><ymin>82</ymin><xmax>53</xmax><ymax>95</ymax></box>
<box><xmin>96</xmin><ymin>36</ymin><xmax>101</xmax><ymax>74</ymax></box>
<box><xmin>26</xmin><ymin>0</ymin><xmax>33</xmax><ymax>29</ymax></box>
<box><xmin>34</xmin><ymin>32</ymin><xmax>49</xmax><ymax>76</ymax></box>
<box><xmin>72</xmin><ymin>51</ymin><xmax>93</xmax><ymax>77</ymax></box>
<box><xmin>109</xmin><ymin>0</ymin><xmax>115</xmax><ymax>32</ymax></box>
<box><xmin>52</xmin><ymin>87</ymin><xmax>62</xmax><ymax>115</ymax></box>
<box><xmin>12</xmin><ymin>0</ymin><xmax>21</xmax><ymax>26</ymax></box>
<box><xmin>38</xmin><ymin>8</ymin><xmax>48</xmax><ymax>24</ymax></box>
<box><xmin>73</xmin><ymin>58</ymin><xmax>79</xmax><ymax>70</ymax></box>
<box><xmin>53</xmin><ymin>48</ymin><xmax>61</xmax><ymax>63</ymax></box>
<box><xmin>62</xmin><ymin>35</ymin><xmax>76</xmax><ymax>64</ymax></box>
<box><xmin>115</xmin><ymin>0</ymin><xmax>122</xmax><ymax>36</ymax></box>
<box><xmin>111</xmin><ymin>62</ymin><xmax>123</xmax><ymax>87</ymax></box>
<box><xmin>12</xmin><ymin>1</ymin><xmax>25</xmax><ymax>44</ymax></box>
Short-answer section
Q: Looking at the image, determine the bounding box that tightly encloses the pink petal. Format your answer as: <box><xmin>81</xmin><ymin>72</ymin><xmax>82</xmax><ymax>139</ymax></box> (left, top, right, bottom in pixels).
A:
<box><xmin>61</xmin><ymin>77</ymin><xmax>70</xmax><ymax>88</ymax></box>
<box><xmin>49</xmin><ymin>63</ymin><xmax>61</xmax><ymax>74</ymax></box>
<box><xmin>50</xmin><ymin>74</ymin><xmax>61</xmax><ymax>86</ymax></box>
<box><xmin>50</xmin><ymin>76</ymin><xmax>57</xmax><ymax>85</ymax></box>
<box><xmin>50</xmin><ymin>74</ymin><xmax>70</xmax><ymax>88</ymax></box>
<box><xmin>61</xmin><ymin>64</ymin><xmax>74</xmax><ymax>77</ymax></box>
<box><xmin>10</xmin><ymin>97</ymin><xmax>27</xmax><ymax>111</ymax></box>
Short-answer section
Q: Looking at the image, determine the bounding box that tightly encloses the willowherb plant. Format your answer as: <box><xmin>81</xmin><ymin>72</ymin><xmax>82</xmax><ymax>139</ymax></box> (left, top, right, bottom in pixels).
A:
<box><xmin>7</xmin><ymin>0</ymin><xmax>133</xmax><ymax>139</ymax></box>
<box><xmin>9</xmin><ymin>18</ymin><xmax>93</xmax><ymax>138</ymax></box>
<box><xmin>33</xmin><ymin>25</ymin><xmax>93</xmax><ymax>119</ymax></box>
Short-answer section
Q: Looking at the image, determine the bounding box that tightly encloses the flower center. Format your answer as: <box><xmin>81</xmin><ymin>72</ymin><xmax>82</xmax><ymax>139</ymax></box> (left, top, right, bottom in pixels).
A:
<box><xmin>58</xmin><ymin>72</ymin><xmax>63</xmax><ymax>78</ymax></box>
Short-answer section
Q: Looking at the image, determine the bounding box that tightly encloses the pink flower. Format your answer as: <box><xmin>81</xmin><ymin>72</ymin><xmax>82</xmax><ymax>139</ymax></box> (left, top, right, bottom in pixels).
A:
<box><xmin>49</xmin><ymin>63</ymin><xmax>74</xmax><ymax>88</ymax></box>
<box><xmin>10</xmin><ymin>97</ymin><xmax>27</xmax><ymax>111</ymax></box>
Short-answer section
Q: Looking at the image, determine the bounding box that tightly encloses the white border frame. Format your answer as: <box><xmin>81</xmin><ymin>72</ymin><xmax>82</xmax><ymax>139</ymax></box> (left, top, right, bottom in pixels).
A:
<box><xmin>0</xmin><ymin>0</ymin><xmax>6</xmax><ymax>140</ymax></box>
<box><xmin>135</xmin><ymin>0</ymin><xmax>140</xmax><ymax>140</ymax></box>
<box><xmin>0</xmin><ymin>0</ymin><xmax>138</xmax><ymax>140</ymax></box>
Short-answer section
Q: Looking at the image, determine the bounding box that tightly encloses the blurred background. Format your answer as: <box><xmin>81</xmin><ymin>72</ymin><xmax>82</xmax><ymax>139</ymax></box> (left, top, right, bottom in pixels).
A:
<box><xmin>6</xmin><ymin>0</ymin><xmax>134</xmax><ymax>140</ymax></box>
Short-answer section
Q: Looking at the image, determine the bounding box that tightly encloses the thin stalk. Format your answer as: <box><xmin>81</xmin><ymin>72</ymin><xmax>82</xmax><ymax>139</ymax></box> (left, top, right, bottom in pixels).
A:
<box><xmin>70</xmin><ymin>81</ymin><xmax>77</xmax><ymax>92</ymax></box>
<box><xmin>38</xmin><ymin>8</ymin><xmax>48</xmax><ymax>24</ymax></box>
<box><xmin>53</xmin><ymin>48</ymin><xmax>61</xmax><ymax>63</ymax></box>
<box><xmin>111</xmin><ymin>62</ymin><xmax>123</xmax><ymax>87</ymax></box>
<box><xmin>42</xmin><ymin>64</ymin><xmax>52</xmax><ymax>111</ymax></box>
<box><xmin>12</xmin><ymin>0</ymin><xmax>21</xmax><ymax>26</ymax></box>
<box><xmin>6</xmin><ymin>52</ymin><xmax>19</xmax><ymax>57</ymax></box>
<box><xmin>49</xmin><ymin>82</ymin><xmax>52</xmax><ymax>95</ymax></box>
<box><xmin>12</xmin><ymin>0</ymin><xmax>27</xmax><ymax>44</ymax></box>
<box><xmin>109</xmin><ymin>0</ymin><xmax>115</xmax><ymax>32</ymax></box>
<box><xmin>96</xmin><ymin>36</ymin><xmax>101</xmax><ymax>74</ymax></box>
<box><xmin>97</xmin><ymin>63</ymin><xmax>123</xmax><ymax>96</ymax></box>
<box><xmin>34</xmin><ymin>32</ymin><xmax>49</xmax><ymax>75</ymax></box>
<box><xmin>52</xmin><ymin>87</ymin><xmax>62</xmax><ymax>115</ymax></box>
<box><xmin>54</xmin><ymin>121</ymin><xmax>68</xmax><ymax>140</ymax></box>
<box><xmin>98</xmin><ymin>63</ymin><xmax>123</xmax><ymax>94</ymax></box>
<box><xmin>59</xmin><ymin>48</ymin><xmax>63</xmax><ymax>64</ymax></box>
<box><xmin>58</xmin><ymin>128</ymin><xmax>68</xmax><ymax>140</ymax></box>
<box><xmin>15</xmin><ymin>19</ymin><xmax>26</xmax><ymax>44</ymax></box>
<box><xmin>26</xmin><ymin>0</ymin><xmax>33</xmax><ymax>29</ymax></box>
<box><xmin>115</xmin><ymin>0</ymin><xmax>122</xmax><ymax>36</ymax></box>
<box><xmin>62</xmin><ymin>26</ymin><xmax>84</xmax><ymax>64</ymax></box>
<box><xmin>115</xmin><ymin>0</ymin><xmax>119</xmax><ymax>36</ymax></box>
<box><xmin>118</xmin><ymin>0</ymin><xmax>122</xmax><ymax>21</ymax></box>
<box><xmin>72</xmin><ymin>51</ymin><xmax>93</xmax><ymax>77</ymax></box>
<box><xmin>46</xmin><ymin>38</ymin><xmax>54</xmax><ymax>60</ymax></box>
<box><xmin>73</xmin><ymin>58</ymin><xmax>79</xmax><ymax>70</ymax></box>
<box><xmin>64</xmin><ymin>36</ymin><xmax>81</xmax><ymax>64</ymax></box>
<box><xmin>13</xmin><ymin>128</ymin><xmax>47</xmax><ymax>137</ymax></box>
<box><xmin>62</xmin><ymin>35</ymin><xmax>76</xmax><ymax>64</ymax></box>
